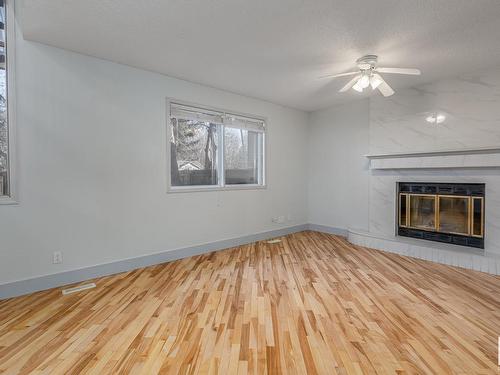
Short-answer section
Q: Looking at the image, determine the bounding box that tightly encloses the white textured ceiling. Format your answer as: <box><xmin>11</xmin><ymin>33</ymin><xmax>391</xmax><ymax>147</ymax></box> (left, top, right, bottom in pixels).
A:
<box><xmin>18</xmin><ymin>0</ymin><xmax>500</xmax><ymax>111</ymax></box>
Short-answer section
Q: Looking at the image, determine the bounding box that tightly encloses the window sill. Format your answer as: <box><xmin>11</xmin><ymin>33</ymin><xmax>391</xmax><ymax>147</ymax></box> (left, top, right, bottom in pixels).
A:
<box><xmin>0</xmin><ymin>196</ymin><xmax>19</xmax><ymax>205</ymax></box>
<box><xmin>167</xmin><ymin>184</ymin><xmax>267</xmax><ymax>194</ymax></box>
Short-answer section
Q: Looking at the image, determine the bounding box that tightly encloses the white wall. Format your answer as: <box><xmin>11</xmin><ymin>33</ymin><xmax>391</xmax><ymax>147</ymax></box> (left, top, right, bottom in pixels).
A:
<box><xmin>307</xmin><ymin>100</ymin><xmax>370</xmax><ymax>231</ymax></box>
<box><xmin>0</xmin><ymin>34</ymin><xmax>309</xmax><ymax>285</ymax></box>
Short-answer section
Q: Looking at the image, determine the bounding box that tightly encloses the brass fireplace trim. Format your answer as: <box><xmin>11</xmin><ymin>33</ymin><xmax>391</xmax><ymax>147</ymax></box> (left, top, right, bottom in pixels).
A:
<box><xmin>399</xmin><ymin>193</ymin><xmax>409</xmax><ymax>227</ymax></box>
<box><xmin>471</xmin><ymin>197</ymin><xmax>484</xmax><ymax>238</ymax></box>
<box><xmin>398</xmin><ymin>192</ymin><xmax>484</xmax><ymax>238</ymax></box>
<box><xmin>436</xmin><ymin>195</ymin><xmax>471</xmax><ymax>236</ymax></box>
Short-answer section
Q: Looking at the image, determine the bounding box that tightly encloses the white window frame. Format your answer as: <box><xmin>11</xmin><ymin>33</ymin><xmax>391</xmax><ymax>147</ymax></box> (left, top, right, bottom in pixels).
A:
<box><xmin>0</xmin><ymin>0</ymin><xmax>17</xmax><ymax>205</ymax></box>
<box><xmin>166</xmin><ymin>98</ymin><xmax>267</xmax><ymax>193</ymax></box>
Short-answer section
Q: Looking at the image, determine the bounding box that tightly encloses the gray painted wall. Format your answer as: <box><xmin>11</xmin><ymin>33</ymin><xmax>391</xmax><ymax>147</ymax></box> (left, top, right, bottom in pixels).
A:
<box><xmin>307</xmin><ymin>100</ymin><xmax>370</xmax><ymax>232</ymax></box>
<box><xmin>0</xmin><ymin>30</ymin><xmax>309</xmax><ymax>286</ymax></box>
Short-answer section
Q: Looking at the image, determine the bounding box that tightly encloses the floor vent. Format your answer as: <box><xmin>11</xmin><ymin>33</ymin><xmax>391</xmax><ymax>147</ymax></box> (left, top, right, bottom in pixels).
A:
<box><xmin>266</xmin><ymin>239</ymin><xmax>282</xmax><ymax>244</ymax></box>
<box><xmin>62</xmin><ymin>283</ymin><xmax>96</xmax><ymax>296</ymax></box>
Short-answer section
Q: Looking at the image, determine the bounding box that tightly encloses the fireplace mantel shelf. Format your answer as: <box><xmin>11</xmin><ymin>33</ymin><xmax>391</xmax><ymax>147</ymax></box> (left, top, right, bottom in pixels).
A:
<box><xmin>365</xmin><ymin>146</ymin><xmax>500</xmax><ymax>159</ymax></box>
<box><xmin>365</xmin><ymin>147</ymin><xmax>500</xmax><ymax>170</ymax></box>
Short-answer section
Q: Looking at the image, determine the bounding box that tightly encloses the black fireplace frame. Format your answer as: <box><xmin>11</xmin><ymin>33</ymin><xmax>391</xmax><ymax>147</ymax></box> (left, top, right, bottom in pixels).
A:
<box><xmin>396</xmin><ymin>182</ymin><xmax>485</xmax><ymax>249</ymax></box>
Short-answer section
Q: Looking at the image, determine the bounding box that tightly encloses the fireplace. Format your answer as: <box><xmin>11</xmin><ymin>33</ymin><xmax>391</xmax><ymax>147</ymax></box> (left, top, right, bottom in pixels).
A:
<box><xmin>397</xmin><ymin>182</ymin><xmax>485</xmax><ymax>249</ymax></box>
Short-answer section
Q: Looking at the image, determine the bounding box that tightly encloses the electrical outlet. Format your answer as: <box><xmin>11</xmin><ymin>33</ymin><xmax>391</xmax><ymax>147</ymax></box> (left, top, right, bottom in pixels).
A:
<box><xmin>272</xmin><ymin>216</ymin><xmax>285</xmax><ymax>224</ymax></box>
<box><xmin>53</xmin><ymin>251</ymin><xmax>63</xmax><ymax>264</ymax></box>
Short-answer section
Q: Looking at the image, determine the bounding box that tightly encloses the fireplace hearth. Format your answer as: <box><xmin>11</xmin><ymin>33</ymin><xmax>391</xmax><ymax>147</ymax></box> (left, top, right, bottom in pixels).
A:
<box><xmin>397</xmin><ymin>182</ymin><xmax>485</xmax><ymax>249</ymax></box>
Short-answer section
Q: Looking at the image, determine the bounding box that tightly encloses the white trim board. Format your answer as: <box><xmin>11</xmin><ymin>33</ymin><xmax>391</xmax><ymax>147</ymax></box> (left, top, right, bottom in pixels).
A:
<box><xmin>365</xmin><ymin>146</ymin><xmax>500</xmax><ymax>159</ymax></box>
<box><xmin>366</xmin><ymin>148</ymin><xmax>500</xmax><ymax>170</ymax></box>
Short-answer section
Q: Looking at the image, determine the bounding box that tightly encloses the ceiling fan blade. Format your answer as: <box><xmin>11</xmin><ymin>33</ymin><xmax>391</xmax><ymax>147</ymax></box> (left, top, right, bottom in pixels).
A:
<box><xmin>377</xmin><ymin>67</ymin><xmax>421</xmax><ymax>75</ymax></box>
<box><xmin>318</xmin><ymin>71</ymin><xmax>358</xmax><ymax>79</ymax></box>
<box><xmin>339</xmin><ymin>75</ymin><xmax>361</xmax><ymax>92</ymax></box>
<box><xmin>377</xmin><ymin>77</ymin><xmax>395</xmax><ymax>97</ymax></box>
<box><xmin>370</xmin><ymin>73</ymin><xmax>383</xmax><ymax>89</ymax></box>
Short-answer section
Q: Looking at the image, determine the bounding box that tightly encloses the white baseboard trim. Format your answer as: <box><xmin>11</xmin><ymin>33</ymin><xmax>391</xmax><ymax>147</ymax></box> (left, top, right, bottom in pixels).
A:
<box><xmin>0</xmin><ymin>224</ymin><xmax>308</xmax><ymax>300</ymax></box>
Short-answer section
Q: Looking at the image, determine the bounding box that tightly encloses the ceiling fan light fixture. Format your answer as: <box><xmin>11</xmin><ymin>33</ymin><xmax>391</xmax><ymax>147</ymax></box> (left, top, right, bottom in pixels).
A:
<box><xmin>358</xmin><ymin>75</ymin><xmax>370</xmax><ymax>89</ymax></box>
<box><xmin>321</xmin><ymin>54</ymin><xmax>422</xmax><ymax>98</ymax></box>
<box><xmin>352</xmin><ymin>74</ymin><xmax>370</xmax><ymax>92</ymax></box>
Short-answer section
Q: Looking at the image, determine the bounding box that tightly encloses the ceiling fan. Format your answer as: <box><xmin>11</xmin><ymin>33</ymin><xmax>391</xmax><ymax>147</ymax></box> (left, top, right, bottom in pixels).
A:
<box><xmin>320</xmin><ymin>55</ymin><xmax>421</xmax><ymax>97</ymax></box>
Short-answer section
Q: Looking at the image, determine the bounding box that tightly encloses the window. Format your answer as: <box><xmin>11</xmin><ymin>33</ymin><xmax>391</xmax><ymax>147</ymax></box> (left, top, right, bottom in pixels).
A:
<box><xmin>224</xmin><ymin>124</ymin><xmax>263</xmax><ymax>185</ymax></box>
<box><xmin>0</xmin><ymin>0</ymin><xmax>13</xmax><ymax>201</ymax></box>
<box><xmin>170</xmin><ymin>117</ymin><xmax>219</xmax><ymax>187</ymax></box>
<box><xmin>168</xmin><ymin>102</ymin><xmax>265</xmax><ymax>191</ymax></box>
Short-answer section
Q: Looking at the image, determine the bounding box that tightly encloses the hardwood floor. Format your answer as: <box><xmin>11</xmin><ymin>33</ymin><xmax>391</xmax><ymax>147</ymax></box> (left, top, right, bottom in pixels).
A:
<box><xmin>0</xmin><ymin>231</ymin><xmax>499</xmax><ymax>374</ymax></box>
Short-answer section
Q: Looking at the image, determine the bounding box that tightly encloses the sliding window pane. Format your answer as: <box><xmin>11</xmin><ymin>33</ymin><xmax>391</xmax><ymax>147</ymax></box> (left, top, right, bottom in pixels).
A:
<box><xmin>170</xmin><ymin>118</ymin><xmax>218</xmax><ymax>186</ymax></box>
<box><xmin>224</xmin><ymin>128</ymin><xmax>262</xmax><ymax>185</ymax></box>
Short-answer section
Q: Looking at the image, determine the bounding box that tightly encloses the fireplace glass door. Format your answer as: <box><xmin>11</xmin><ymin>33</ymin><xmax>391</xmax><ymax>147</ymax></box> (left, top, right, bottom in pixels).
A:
<box><xmin>409</xmin><ymin>195</ymin><xmax>436</xmax><ymax>230</ymax></box>
<box><xmin>397</xmin><ymin>183</ymin><xmax>485</xmax><ymax>249</ymax></box>
<box><xmin>438</xmin><ymin>196</ymin><xmax>470</xmax><ymax>235</ymax></box>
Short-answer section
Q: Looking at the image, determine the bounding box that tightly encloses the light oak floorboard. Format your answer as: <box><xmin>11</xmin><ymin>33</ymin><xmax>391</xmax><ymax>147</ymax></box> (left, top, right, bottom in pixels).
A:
<box><xmin>0</xmin><ymin>231</ymin><xmax>499</xmax><ymax>374</ymax></box>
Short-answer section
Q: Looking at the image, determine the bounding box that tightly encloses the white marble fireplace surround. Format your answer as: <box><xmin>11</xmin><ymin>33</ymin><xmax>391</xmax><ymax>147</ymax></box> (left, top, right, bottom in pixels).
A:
<box><xmin>348</xmin><ymin>164</ymin><xmax>500</xmax><ymax>275</ymax></box>
<box><xmin>347</xmin><ymin>65</ymin><xmax>500</xmax><ymax>275</ymax></box>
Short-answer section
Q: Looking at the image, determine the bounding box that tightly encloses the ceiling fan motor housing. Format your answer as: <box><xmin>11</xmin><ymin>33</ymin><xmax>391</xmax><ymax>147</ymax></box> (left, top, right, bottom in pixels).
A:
<box><xmin>356</xmin><ymin>55</ymin><xmax>378</xmax><ymax>71</ymax></box>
